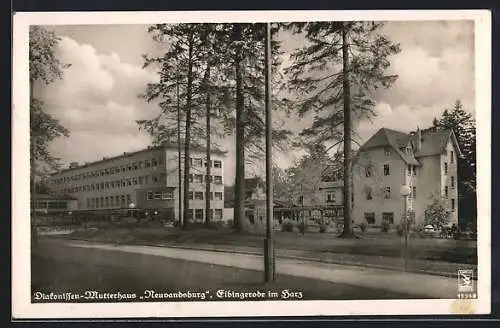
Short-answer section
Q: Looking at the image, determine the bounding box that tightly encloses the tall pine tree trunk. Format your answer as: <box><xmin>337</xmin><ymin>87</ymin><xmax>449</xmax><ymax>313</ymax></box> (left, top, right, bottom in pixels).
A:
<box><xmin>204</xmin><ymin>65</ymin><xmax>212</xmax><ymax>227</ymax></box>
<box><xmin>234</xmin><ymin>24</ymin><xmax>245</xmax><ymax>232</ymax></box>
<box><xmin>341</xmin><ymin>22</ymin><xmax>354</xmax><ymax>238</ymax></box>
<box><xmin>182</xmin><ymin>37</ymin><xmax>194</xmax><ymax>230</ymax></box>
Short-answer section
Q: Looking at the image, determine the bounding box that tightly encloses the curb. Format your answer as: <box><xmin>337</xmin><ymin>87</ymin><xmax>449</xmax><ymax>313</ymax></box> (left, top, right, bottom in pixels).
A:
<box><xmin>147</xmin><ymin>243</ymin><xmax>468</xmax><ymax>279</ymax></box>
<box><xmin>55</xmin><ymin>236</ymin><xmax>473</xmax><ymax>279</ymax></box>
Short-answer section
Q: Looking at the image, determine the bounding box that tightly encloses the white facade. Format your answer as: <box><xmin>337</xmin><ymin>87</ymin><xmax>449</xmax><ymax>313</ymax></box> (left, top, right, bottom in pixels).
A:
<box><xmin>350</xmin><ymin>128</ymin><xmax>460</xmax><ymax>226</ymax></box>
<box><xmin>165</xmin><ymin>147</ymin><xmax>225</xmax><ymax>223</ymax></box>
<box><xmin>47</xmin><ymin>143</ymin><xmax>226</xmax><ymax>222</ymax></box>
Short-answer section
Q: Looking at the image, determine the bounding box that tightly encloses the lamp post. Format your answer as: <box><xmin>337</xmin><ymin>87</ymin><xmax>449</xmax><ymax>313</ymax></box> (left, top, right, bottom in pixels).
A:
<box><xmin>68</xmin><ymin>211</ymin><xmax>72</xmax><ymax>228</ymax></box>
<box><xmin>399</xmin><ymin>185</ymin><xmax>411</xmax><ymax>272</ymax></box>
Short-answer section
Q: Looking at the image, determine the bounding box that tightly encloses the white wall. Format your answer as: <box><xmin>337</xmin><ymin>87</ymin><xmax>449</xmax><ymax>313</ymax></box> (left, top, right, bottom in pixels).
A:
<box><xmin>165</xmin><ymin>148</ymin><xmax>225</xmax><ymax>222</ymax></box>
<box><xmin>441</xmin><ymin>139</ymin><xmax>459</xmax><ymax>223</ymax></box>
<box><xmin>353</xmin><ymin>147</ymin><xmax>407</xmax><ymax>226</ymax></box>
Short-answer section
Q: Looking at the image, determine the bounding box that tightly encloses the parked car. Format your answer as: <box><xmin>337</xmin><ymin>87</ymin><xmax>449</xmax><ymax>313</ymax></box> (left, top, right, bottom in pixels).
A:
<box><xmin>421</xmin><ymin>224</ymin><xmax>438</xmax><ymax>238</ymax></box>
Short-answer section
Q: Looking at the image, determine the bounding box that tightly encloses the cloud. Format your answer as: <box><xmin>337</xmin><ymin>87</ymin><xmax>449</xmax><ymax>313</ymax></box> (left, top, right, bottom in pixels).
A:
<box><xmin>356</xmin><ymin>101</ymin><xmax>448</xmax><ymax>142</ymax></box>
<box><xmin>55</xmin><ymin>37</ymin><xmax>115</xmax><ymax>92</ymax></box>
<box><xmin>37</xmin><ymin>36</ymin><xmax>159</xmax><ymax>167</ymax></box>
<box><xmin>50</xmin><ymin>131</ymin><xmax>152</xmax><ymax>165</ymax></box>
<box><xmin>378</xmin><ymin>21</ymin><xmax>475</xmax><ymax>109</ymax></box>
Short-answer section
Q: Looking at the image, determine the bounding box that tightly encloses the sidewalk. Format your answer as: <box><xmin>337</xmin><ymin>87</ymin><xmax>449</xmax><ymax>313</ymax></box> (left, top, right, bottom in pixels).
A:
<box><xmin>65</xmin><ymin>239</ymin><xmax>458</xmax><ymax>299</ymax></box>
<box><xmin>148</xmin><ymin>242</ymin><xmax>473</xmax><ymax>278</ymax></box>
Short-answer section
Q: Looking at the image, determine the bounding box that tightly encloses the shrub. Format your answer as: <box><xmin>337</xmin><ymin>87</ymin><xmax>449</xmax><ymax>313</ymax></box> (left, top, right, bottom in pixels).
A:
<box><xmin>424</xmin><ymin>198</ymin><xmax>451</xmax><ymax>228</ymax></box>
<box><xmin>319</xmin><ymin>224</ymin><xmax>327</xmax><ymax>233</ymax></box>
<box><xmin>281</xmin><ymin>220</ymin><xmax>295</xmax><ymax>232</ymax></box>
<box><xmin>359</xmin><ymin>222</ymin><xmax>368</xmax><ymax>233</ymax></box>
<box><xmin>226</xmin><ymin>219</ymin><xmax>233</xmax><ymax>228</ymax></box>
<box><xmin>381</xmin><ymin>221</ymin><xmax>390</xmax><ymax>233</ymax></box>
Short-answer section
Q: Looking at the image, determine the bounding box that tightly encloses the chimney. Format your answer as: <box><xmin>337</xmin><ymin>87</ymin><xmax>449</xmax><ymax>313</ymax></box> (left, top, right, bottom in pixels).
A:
<box><xmin>69</xmin><ymin>162</ymin><xmax>79</xmax><ymax>169</ymax></box>
<box><xmin>416</xmin><ymin>127</ymin><xmax>422</xmax><ymax>151</ymax></box>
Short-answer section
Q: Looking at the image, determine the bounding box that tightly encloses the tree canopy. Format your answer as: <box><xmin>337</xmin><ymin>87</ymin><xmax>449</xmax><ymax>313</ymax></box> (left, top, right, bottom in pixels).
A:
<box><xmin>29</xmin><ymin>26</ymin><xmax>71</xmax><ymax>175</ymax></box>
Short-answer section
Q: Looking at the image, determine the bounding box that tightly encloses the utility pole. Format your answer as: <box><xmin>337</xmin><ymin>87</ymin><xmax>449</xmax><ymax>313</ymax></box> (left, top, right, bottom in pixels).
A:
<box><xmin>264</xmin><ymin>22</ymin><xmax>275</xmax><ymax>282</ymax></box>
<box><xmin>176</xmin><ymin>63</ymin><xmax>183</xmax><ymax>227</ymax></box>
<box><xmin>204</xmin><ymin>65</ymin><xmax>212</xmax><ymax>227</ymax></box>
<box><xmin>341</xmin><ymin>21</ymin><xmax>353</xmax><ymax>237</ymax></box>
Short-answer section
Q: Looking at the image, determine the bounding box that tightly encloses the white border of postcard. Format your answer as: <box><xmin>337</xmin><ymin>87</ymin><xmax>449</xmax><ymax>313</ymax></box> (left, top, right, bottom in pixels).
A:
<box><xmin>12</xmin><ymin>10</ymin><xmax>491</xmax><ymax>318</ymax></box>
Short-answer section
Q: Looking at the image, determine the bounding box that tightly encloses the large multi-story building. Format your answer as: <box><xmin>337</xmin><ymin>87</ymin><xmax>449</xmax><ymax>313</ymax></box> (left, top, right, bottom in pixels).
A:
<box><xmin>352</xmin><ymin>127</ymin><xmax>461</xmax><ymax>226</ymax></box>
<box><xmin>47</xmin><ymin>142</ymin><xmax>227</xmax><ymax>223</ymax></box>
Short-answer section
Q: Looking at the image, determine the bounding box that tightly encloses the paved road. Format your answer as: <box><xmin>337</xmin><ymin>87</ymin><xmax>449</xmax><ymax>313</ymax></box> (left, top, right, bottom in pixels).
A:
<box><xmin>65</xmin><ymin>239</ymin><xmax>457</xmax><ymax>299</ymax></box>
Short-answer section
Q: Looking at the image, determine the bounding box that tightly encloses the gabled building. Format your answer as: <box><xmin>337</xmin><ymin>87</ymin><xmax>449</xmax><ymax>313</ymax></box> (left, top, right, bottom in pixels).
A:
<box><xmin>352</xmin><ymin>127</ymin><xmax>462</xmax><ymax>226</ymax></box>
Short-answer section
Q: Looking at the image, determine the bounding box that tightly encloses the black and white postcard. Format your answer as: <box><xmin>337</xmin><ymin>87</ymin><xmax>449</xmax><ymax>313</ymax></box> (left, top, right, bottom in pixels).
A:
<box><xmin>12</xmin><ymin>10</ymin><xmax>491</xmax><ymax>318</ymax></box>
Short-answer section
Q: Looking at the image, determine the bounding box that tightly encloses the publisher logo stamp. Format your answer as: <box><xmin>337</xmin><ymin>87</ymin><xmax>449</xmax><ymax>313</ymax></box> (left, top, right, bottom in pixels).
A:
<box><xmin>457</xmin><ymin>269</ymin><xmax>476</xmax><ymax>299</ymax></box>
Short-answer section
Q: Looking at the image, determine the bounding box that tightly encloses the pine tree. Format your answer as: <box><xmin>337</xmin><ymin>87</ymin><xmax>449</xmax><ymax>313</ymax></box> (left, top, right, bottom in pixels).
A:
<box><xmin>140</xmin><ymin>24</ymin><xmax>292</xmax><ymax>231</ymax></box>
<box><xmin>141</xmin><ymin>24</ymin><xmax>216</xmax><ymax>229</ymax></box>
<box><xmin>226</xmin><ymin>23</ymin><xmax>291</xmax><ymax>232</ymax></box>
<box><xmin>283</xmin><ymin>22</ymin><xmax>400</xmax><ymax>237</ymax></box>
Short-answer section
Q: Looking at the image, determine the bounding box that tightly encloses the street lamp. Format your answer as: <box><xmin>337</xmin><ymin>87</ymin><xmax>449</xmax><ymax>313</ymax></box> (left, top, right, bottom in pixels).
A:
<box><xmin>129</xmin><ymin>202</ymin><xmax>136</xmax><ymax>220</ymax></box>
<box><xmin>68</xmin><ymin>211</ymin><xmax>72</xmax><ymax>228</ymax></box>
<box><xmin>399</xmin><ymin>185</ymin><xmax>411</xmax><ymax>272</ymax></box>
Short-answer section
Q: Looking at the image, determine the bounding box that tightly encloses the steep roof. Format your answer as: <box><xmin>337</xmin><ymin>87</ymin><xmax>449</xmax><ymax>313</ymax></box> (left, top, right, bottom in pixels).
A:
<box><xmin>359</xmin><ymin>127</ymin><xmax>460</xmax><ymax>165</ymax></box>
<box><xmin>410</xmin><ymin>129</ymin><xmax>461</xmax><ymax>157</ymax></box>
<box><xmin>360</xmin><ymin>128</ymin><xmax>420</xmax><ymax>165</ymax></box>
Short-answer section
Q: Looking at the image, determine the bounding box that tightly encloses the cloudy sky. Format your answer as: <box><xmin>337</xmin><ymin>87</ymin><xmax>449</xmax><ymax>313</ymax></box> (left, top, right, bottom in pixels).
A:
<box><xmin>35</xmin><ymin>20</ymin><xmax>475</xmax><ymax>183</ymax></box>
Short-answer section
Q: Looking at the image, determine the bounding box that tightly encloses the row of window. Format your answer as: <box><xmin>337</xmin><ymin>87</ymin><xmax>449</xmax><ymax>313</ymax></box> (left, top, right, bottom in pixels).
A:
<box><xmin>187</xmin><ymin>191</ymin><xmax>223</xmax><ymax>201</ymax></box>
<box><xmin>146</xmin><ymin>191</ymin><xmax>174</xmax><ymax>201</ymax></box>
<box><xmin>87</xmin><ymin>194</ymin><xmax>132</xmax><ymax>209</ymax></box>
<box><xmin>52</xmin><ymin>157</ymin><xmax>164</xmax><ymax>184</ymax></box>
<box><xmin>55</xmin><ymin>174</ymin><xmax>165</xmax><ymax>194</ymax></box>
<box><xmin>364</xmin><ymin>211</ymin><xmax>415</xmax><ymax>225</ymax></box>
<box><xmin>407</xmin><ymin>165</ymin><xmax>417</xmax><ymax>176</ymax></box>
<box><xmin>189</xmin><ymin>158</ymin><xmax>223</xmax><ymax>169</ymax></box>
<box><xmin>189</xmin><ymin>174</ymin><xmax>223</xmax><ymax>184</ymax></box>
<box><xmin>326</xmin><ymin>192</ymin><xmax>336</xmax><ymax>203</ymax></box>
<box><xmin>54</xmin><ymin>173</ymin><xmax>224</xmax><ymax>195</ymax></box>
<box><xmin>365</xmin><ymin>164</ymin><xmax>392</xmax><ymax>177</ymax></box>
<box><xmin>363</xmin><ymin>186</ymin><xmax>417</xmax><ymax>200</ymax></box>
<box><xmin>31</xmin><ymin>200</ymin><xmax>68</xmax><ymax>209</ymax></box>
<box><xmin>186</xmin><ymin>208</ymin><xmax>224</xmax><ymax>222</ymax></box>
<box><xmin>364</xmin><ymin>212</ymin><xmax>396</xmax><ymax>224</ymax></box>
